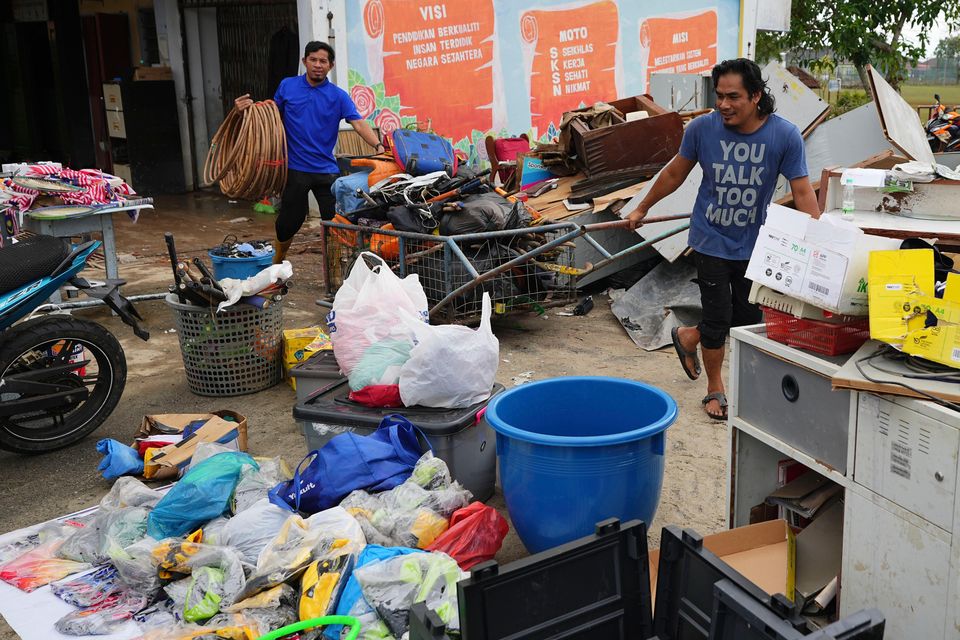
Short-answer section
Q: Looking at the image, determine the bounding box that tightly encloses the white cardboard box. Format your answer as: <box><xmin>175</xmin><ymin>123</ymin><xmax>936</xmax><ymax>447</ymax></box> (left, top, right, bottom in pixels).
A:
<box><xmin>746</xmin><ymin>204</ymin><xmax>900</xmax><ymax>315</ymax></box>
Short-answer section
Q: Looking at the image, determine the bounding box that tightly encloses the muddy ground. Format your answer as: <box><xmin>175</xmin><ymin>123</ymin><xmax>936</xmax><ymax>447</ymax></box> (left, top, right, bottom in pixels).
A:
<box><xmin>0</xmin><ymin>193</ymin><xmax>729</xmax><ymax>638</ymax></box>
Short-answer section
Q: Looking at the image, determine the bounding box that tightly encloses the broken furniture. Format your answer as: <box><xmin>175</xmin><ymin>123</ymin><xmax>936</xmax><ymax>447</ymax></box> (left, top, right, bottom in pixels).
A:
<box><xmin>730</xmin><ymin>324</ymin><xmax>960</xmax><ymax>639</ymax></box>
<box><xmin>566</xmin><ymin>95</ymin><xmax>683</xmax><ymax>177</ymax></box>
<box><xmin>483</xmin><ymin>134</ymin><xmax>529</xmax><ymax>190</ymax></box>
<box><xmin>818</xmin><ymin>169</ymin><xmax>960</xmax><ymax>244</ymax></box>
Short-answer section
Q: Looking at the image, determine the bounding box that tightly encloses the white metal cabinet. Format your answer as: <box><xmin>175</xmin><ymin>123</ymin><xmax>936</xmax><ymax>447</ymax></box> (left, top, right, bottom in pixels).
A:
<box><xmin>855</xmin><ymin>394</ymin><xmax>959</xmax><ymax>532</ymax></box>
<box><xmin>841</xmin><ymin>487</ymin><xmax>951</xmax><ymax>640</ymax></box>
<box><xmin>728</xmin><ymin>326</ymin><xmax>960</xmax><ymax>639</ymax></box>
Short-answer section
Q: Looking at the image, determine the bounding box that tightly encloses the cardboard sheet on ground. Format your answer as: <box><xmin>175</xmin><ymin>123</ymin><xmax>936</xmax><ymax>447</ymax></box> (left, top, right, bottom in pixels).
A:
<box><xmin>0</xmin><ymin>506</ymin><xmax>140</xmax><ymax>640</ymax></box>
<box><xmin>609</xmin><ymin>258</ymin><xmax>701</xmax><ymax>350</ymax></box>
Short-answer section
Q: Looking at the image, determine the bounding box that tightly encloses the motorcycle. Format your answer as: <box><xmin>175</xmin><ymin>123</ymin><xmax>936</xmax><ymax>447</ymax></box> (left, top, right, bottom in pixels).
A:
<box><xmin>0</xmin><ymin>234</ymin><xmax>149</xmax><ymax>453</ymax></box>
<box><xmin>925</xmin><ymin>93</ymin><xmax>960</xmax><ymax>152</ymax></box>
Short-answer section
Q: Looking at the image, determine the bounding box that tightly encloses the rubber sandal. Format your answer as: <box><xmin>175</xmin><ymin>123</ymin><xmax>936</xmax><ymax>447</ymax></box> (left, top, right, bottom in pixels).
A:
<box><xmin>672</xmin><ymin>326</ymin><xmax>701</xmax><ymax>380</ymax></box>
<box><xmin>702</xmin><ymin>391</ymin><xmax>728</xmax><ymax>421</ymax></box>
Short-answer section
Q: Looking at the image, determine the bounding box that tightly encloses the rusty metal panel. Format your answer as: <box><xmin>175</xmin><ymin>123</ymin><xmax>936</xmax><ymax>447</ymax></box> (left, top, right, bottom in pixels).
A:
<box><xmin>573</xmin><ymin>111</ymin><xmax>684</xmax><ymax>176</ymax></box>
<box><xmin>216</xmin><ymin>2</ymin><xmax>298</xmax><ymax>113</ymax></box>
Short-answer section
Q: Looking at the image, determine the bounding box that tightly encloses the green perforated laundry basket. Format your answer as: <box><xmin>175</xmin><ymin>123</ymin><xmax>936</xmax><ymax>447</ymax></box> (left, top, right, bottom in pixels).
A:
<box><xmin>165</xmin><ymin>293</ymin><xmax>283</xmax><ymax>396</ymax></box>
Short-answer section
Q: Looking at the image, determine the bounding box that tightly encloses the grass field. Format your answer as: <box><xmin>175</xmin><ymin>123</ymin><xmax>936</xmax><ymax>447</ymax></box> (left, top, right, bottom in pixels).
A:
<box><xmin>825</xmin><ymin>84</ymin><xmax>960</xmax><ymax>121</ymax></box>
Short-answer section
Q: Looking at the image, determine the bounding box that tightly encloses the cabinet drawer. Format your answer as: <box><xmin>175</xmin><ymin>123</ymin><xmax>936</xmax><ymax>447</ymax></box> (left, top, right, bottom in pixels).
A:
<box><xmin>734</xmin><ymin>342</ymin><xmax>849</xmax><ymax>473</ymax></box>
<box><xmin>855</xmin><ymin>395</ymin><xmax>958</xmax><ymax>530</ymax></box>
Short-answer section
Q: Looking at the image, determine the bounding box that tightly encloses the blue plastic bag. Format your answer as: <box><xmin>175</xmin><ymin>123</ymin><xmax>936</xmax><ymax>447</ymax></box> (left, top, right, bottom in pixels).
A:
<box><xmin>147</xmin><ymin>452</ymin><xmax>257</xmax><ymax>539</ymax></box>
<box><xmin>269</xmin><ymin>414</ymin><xmax>425</xmax><ymax>515</ymax></box>
<box><xmin>96</xmin><ymin>439</ymin><xmax>144</xmax><ymax>480</ymax></box>
<box><xmin>323</xmin><ymin>545</ymin><xmax>423</xmax><ymax>640</ymax></box>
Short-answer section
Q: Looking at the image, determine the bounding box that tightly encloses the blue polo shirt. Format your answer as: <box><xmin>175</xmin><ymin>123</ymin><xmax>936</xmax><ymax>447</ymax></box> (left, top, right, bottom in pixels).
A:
<box><xmin>274</xmin><ymin>76</ymin><xmax>361</xmax><ymax>174</ymax></box>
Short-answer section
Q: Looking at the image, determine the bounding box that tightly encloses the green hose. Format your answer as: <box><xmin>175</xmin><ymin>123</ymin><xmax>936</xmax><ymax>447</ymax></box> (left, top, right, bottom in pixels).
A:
<box><xmin>254</xmin><ymin>615</ymin><xmax>361</xmax><ymax>640</ymax></box>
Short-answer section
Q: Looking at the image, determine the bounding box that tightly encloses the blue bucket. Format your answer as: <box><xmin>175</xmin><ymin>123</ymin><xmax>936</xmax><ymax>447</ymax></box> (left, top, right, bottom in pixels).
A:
<box><xmin>208</xmin><ymin>250</ymin><xmax>274</xmax><ymax>281</ymax></box>
<box><xmin>486</xmin><ymin>376</ymin><xmax>677</xmax><ymax>553</ymax></box>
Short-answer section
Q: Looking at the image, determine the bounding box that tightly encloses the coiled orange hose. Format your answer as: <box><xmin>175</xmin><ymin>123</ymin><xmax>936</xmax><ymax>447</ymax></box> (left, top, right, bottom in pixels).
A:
<box><xmin>203</xmin><ymin>100</ymin><xmax>287</xmax><ymax>200</ymax></box>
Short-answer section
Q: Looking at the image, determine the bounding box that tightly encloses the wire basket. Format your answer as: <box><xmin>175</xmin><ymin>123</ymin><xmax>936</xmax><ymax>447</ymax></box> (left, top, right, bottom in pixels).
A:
<box><xmin>322</xmin><ymin>222</ymin><xmax>578</xmax><ymax>324</ymax></box>
<box><xmin>763</xmin><ymin>307</ymin><xmax>870</xmax><ymax>356</ymax></box>
<box><xmin>165</xmin><ymin>294</ymin><xmax>283</xmax><ymax>396</ymax></box>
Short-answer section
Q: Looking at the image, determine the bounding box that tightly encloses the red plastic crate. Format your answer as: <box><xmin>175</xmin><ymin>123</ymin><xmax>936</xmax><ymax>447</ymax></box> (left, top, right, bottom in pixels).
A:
<box><xmin>762</xmin><ymin>307</ymin><xmax>870</xmax><ymax>356</ymax></box>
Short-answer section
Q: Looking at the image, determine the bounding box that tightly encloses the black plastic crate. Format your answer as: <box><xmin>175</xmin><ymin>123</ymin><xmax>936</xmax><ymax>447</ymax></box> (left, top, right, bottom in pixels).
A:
<box><xmin>652</xmin><ymin>526</ymin><xmax>806</xmax><ymax>639</ymax></box>
<box><xmin>410</xmin><ymin>518</ymin><xmax>653</xmax><ymax>640</ymax></box>
<box><xmin>710</xmin><ymin>579</ymin><xmax>885</xmax><ymax>640</ymax></box>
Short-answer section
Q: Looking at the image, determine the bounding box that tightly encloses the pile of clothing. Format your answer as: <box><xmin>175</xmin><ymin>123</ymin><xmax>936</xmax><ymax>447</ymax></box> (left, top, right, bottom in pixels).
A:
<box><xmin>1</xmin><ymin>163</ymin><xmax>140</xmax><ymax>238</ymax></box>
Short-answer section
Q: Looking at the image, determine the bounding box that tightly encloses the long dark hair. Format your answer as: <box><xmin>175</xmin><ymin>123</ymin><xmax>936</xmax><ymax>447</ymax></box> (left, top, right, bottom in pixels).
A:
<box><xmin>712</xmin><ymin>58</ymin><xmax>775</xmax><ymax>116</ymax></box>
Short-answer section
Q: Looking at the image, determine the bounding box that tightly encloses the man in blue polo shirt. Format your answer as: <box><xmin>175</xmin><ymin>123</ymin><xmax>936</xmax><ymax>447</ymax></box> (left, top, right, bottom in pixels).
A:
<box><xmin>235</xmin><ymin>41</ymin><xmax>382</xmax><ymax>263</ymax></box>
<box><xmin>624</xmin><ymin>58</ymin><xmax>820</xmax><ymax>421</ymax></box>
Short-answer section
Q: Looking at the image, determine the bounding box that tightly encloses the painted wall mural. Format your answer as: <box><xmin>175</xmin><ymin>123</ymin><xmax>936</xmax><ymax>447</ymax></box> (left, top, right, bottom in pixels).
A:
<box><xmin>344</xmin><ymin>0</ymin><xmax>739</xmax><ymax>157</ymax></box>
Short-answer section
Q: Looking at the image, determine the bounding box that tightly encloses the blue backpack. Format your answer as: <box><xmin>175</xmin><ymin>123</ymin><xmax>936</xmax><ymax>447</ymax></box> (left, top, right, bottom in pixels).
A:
<box><xmin>269</xmin><ymin>414</ymin><xmax>426</xmax><ymax>514</ymax></box>
<box><xmin>390</xmin><ymin>130</ymin><xmax>457</xmax><ymax>177</ymax></box>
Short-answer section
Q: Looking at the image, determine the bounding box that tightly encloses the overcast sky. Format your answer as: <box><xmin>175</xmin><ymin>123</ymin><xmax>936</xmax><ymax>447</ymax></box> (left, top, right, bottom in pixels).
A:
<box><xmin>903</xmin><ymin>16</ymin><xmax>955</xmax><ymax>58</ymax></box>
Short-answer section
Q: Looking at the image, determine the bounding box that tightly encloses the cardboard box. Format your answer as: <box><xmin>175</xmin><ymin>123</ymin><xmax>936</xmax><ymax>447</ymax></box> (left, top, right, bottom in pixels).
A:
<box><xmin>869</xmin><ymin>248</ymin><xmax>960</xmax><ymax>367</ymax></box>
<box><xmin>746</xmin><ymin>205</ymin><xmax>900</xmax><ymax>316</ymax></box>
<box><xmin>133</xmin><ymin>66</ymin><xmax>173</xmax><ymax>81</ymax></box>
<box><xmin>650</xmin><ymin>519</ymin><xmax>796</xmax><ymax>608</ymax></box>
<box><xmin>282</xmin><ymin>327</ymin><xmax>332</xmax><ymax>389</ymax></box>
<box><xmin>136</xmin><ymin>411</ymin><xmax>247</xmax><ymax>480</ymax></box>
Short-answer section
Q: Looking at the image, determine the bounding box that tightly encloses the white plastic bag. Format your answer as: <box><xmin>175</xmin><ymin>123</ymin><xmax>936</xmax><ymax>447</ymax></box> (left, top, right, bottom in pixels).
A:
<box><xmin>327</xmin><ymin>252</ymin><xmax>428</xmax><ymax>377</ymax></box>
<box><xmin>398</xmin><ymin>293</ymin><xmax>499</xmax><ymax>408</ymax></box>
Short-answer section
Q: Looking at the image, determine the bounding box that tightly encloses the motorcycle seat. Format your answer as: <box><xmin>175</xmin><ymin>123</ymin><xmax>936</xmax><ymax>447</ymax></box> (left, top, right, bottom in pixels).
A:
<box><xmin>0</xmin><ymin>235</ymin><xmax>71</xmax><ymax>296</ymax></box>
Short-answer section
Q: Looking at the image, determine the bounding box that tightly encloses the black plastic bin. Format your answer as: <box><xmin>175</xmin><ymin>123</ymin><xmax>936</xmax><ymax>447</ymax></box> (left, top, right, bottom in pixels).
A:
<box><xmin>410</xmin><ymin>518</ymin><xmax>654</xmax><ymax>640</ymax></box>
<box><xmin>292</xmin><ymin>379</ymin><xmax>504</xmax><ymax>501</ymax></box>
<box><xmin>710</xmin><ymin>579</ymin><xmax>886</xmax><ymax>640</ymax></box>
<box><xmin>289</xmin><ymin>350</ymin><xmax>343</xmax><ymax>404</ymax></box>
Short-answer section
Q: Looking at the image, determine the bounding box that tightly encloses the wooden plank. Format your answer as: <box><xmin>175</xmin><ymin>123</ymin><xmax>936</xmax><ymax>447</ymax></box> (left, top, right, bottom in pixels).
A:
<box><xmin>867</xmin><ymin>64</ymin><xmax>936</xmax><ymax>164</ymax></box>
<box><xmin>832</xmin><ymin>341</ymin><xmax>960</xmax><ymax>403</ymax></box>
<box><xmin>761</xmin><ymin>61</ymin><xmax>831</xmax><ymax>137</ymax></box>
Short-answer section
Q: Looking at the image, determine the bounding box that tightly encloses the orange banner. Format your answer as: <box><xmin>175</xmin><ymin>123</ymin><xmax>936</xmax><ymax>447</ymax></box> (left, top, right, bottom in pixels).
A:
<box><xmin>370</xmin><ymin>0</ymin><xmax>495</xmax><ymax>140</ymax></box>
<box><xmin>640</xmin><ymin>11</ymin><xmax>718</xmax><ymax>86</ymax></box>
<box><xmin>521</xmin><ymin>1</ymin><xmax>619</xmax><ymax>134</ymax></box>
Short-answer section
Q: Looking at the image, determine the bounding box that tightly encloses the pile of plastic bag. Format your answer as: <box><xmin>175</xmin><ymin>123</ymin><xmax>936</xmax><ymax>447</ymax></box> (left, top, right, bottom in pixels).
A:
<box><xmin>327</xmin><ymin>252</ymin><xmax>499</xmax><ymax>409</ymax></box>
<box><xmin>0</xmin><ymin>442</ymin><xmax>508</xmax><ymax>639</ymax></box>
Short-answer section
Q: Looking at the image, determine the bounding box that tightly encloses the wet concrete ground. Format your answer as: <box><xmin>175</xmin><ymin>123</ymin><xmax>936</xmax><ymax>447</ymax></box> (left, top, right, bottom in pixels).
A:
<box><xmin>0</xmin><ymin>191</ymin><xmax>729</xmax><ymax>638</ymax></box>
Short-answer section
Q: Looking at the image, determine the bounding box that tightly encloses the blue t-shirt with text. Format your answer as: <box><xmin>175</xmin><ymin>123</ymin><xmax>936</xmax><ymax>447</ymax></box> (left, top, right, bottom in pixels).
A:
<box><xmin>274</xmin><ymin>76</ymin><xmax>362</xmax><ymax>174</ymax></box>
<box><xmin>679</xmin><ymin>111</ymin><xmax>808</xmax><ymax>261</ymax></box>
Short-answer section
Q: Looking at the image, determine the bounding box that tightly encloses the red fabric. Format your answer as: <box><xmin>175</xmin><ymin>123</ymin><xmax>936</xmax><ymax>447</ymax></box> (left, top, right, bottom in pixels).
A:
<box><xmin>348</xmin><ymin>385</ymin><xmax>403</xmax><ymax>408</ymax></box>
<box><xmin>426</xmin><ymin>502</ymin><xmax>509</xmax><ymax>570</ymax></box>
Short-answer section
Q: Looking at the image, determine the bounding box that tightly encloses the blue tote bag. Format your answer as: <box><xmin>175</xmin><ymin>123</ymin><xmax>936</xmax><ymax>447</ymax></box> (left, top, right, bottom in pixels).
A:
<box><xmin>269</xmin><ymin>414</ymin><xmax>426</xmax><ymax>514</ymax></box>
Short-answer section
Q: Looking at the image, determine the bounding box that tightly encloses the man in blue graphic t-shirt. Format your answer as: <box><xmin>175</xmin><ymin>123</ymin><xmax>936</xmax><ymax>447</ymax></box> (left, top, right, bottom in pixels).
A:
<box><xmin>624</xmin><ymin>58</ymin><xmax>820</xmax><ymax>421</ymax></box>
<box><xmin>235</xmin><ymin>41</ymin><xmax>382</xmax><ymax>264</ymax></box>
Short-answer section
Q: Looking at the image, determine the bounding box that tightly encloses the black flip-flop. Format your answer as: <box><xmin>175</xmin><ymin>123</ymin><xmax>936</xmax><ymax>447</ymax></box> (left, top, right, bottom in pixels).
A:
<box><xmin>702</xmin><ymin>392</ymin><xmax>728</xmax><ymax>421</ymax></box>
<box><xmin>671</xmin><ymin>326</ymin><xmax>701</xmax><ymax>380</ymax></box>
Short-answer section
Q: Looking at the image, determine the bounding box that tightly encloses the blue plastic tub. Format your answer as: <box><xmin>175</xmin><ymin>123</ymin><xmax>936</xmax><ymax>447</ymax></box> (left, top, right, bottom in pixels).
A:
<box><xmin>486</xmin><ymin>376</ymin><xmax>677</xmax><ymax>553</ymax></box>
<box><xmin>209</xmin><ymin>250</ymin><xmax>274</xmax><ymax>281</ymax></box>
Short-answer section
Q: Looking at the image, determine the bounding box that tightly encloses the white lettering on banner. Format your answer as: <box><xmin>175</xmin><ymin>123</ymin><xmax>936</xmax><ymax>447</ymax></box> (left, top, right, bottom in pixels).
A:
<box><xmin>394</xmin><ymin>28</ymin><xmax>436</xmax><ymax>44</ymax></box>
<box><xmin>672</xmin><ymin>31</ymin><xmax>689</xmax><ymax>44</ymax></box>
<box><xmin>419</xmin><ymin>4</ymin><xmax>447</xmax><ymax>20</ymax></box>
<box><xmin>398</xmin><ymin>20</ymin><xmax>484</xmax><ymax>72</ymax></box>
<box><xmin>559</xmin><ymin>27</ymin><xmax>589</xmax><ymax>42</ymax></box>
<box><xmin>707</xmin><ymin>141</ymin><xmax>769</xmax><ymax>228</ymax></box>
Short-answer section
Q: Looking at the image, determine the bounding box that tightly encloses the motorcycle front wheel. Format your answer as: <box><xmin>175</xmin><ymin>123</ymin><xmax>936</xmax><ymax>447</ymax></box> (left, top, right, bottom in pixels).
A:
<box><xmin>0</xmin><ymin>315</ymin><xmax>126</xmax><ymax>453</ymax></box>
